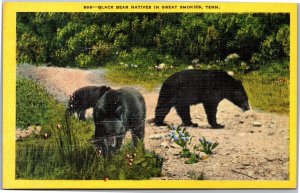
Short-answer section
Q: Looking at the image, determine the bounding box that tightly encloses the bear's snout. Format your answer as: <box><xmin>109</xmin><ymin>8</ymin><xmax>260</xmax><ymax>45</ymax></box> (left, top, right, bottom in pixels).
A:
<box><xmin>241</xmin><ymin>101</ymin><xmax>250</xmax><ymax>111</ymax></box>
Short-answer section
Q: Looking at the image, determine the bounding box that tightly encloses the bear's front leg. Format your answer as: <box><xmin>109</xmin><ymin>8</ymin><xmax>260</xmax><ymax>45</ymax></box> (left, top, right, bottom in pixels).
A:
<box><xmin>175</xmin><ymin>104</ymin><xmax>198</xmax><ymax>127</ymax></box>
<box><xmin>154</xmin><ymin>97</ymin><xmax>174</xmax><ymax>126</ymax></box>
<box><xmin>78</xmin><ymin>109</ymin><xmax>86</xmax><ymax>120</ymax></box>
<box><xmin>203</xmin><ymin>102</ymin><xmax>224</xmax><ymax>129</ymax></box>
<box><xmin>116</xmin><ymin>136</ymin><xmax>123</xmax><ymax>150</ymax></box>
<box><xmin>131</xmin><ymin>124</ymin><xmax>145</xmax><ymax>149</ymax></box>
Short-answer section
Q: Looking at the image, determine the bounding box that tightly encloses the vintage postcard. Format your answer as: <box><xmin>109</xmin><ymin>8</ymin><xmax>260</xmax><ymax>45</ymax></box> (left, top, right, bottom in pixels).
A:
<box><xmin>2</xmin><ymin>2</ymin><xmax>297</xmax><ymax>189</ymax></box>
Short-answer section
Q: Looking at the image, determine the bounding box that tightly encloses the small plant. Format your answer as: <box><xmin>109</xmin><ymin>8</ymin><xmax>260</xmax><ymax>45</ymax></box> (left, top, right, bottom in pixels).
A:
<box><xmin>187</xmin><ymin>170</ymin><xmax>206</xmax><ymax>180</ymax></box>
<box><xmin>168</xmin><ymin>125</ymin><xmax>192</xmax><ymax>158</ymax></box>
<box><xmin>197</xmin><ymin>137</ymin><xmax>219</xmax><ymax>155</ymax></box>
<box><xmin>167</xmin><ymin>125</ymin><xmax>219</xmax><ymax>164</ymax></box>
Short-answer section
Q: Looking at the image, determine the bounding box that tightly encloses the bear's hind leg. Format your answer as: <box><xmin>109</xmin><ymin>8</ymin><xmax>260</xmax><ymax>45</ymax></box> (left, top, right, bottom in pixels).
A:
<box><xmin>203</xmin><ymin>102</ymin><xmax>224</xmax><ymax>129</ymax></box>
<box><xmin>175</xmin><ymin>104</ymin><xmax>198</xmax><ymax>127</ymax></box>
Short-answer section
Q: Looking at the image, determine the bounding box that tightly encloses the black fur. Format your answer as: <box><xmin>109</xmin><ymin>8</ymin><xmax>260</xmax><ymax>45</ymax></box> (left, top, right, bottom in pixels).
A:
<box><xmin>93</xmin><ymin>87</ymin><xmax>146</xmax><ymax>156</ymax></box>
<box><xmin>67</xmin><ymin>86</ymin><xmax>111</xmax><ymax>120</ymax></box>
<box><xmin>154</xmin><ymin>70</ymin><xmax>250</xmax><ymax>128</ymax></box>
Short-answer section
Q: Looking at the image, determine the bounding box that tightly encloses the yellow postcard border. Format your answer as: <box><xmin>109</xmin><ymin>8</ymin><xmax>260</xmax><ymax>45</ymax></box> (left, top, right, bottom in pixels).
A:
<box><xmin>2</xmin><ymin>2</ymin><xmax>297</xmax><ymax>189</ymax></box>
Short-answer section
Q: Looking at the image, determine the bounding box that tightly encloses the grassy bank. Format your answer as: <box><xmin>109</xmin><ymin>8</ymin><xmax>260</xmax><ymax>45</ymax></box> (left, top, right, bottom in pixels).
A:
<box><xmin>16</xmin><ymin>77</ymin><xmax>66</xmax><ymax>134</ymax></box>
<box><xmin>242</xmin><ymin>72</ymin><xmax>289</xmax><ymax>113</ymax></box>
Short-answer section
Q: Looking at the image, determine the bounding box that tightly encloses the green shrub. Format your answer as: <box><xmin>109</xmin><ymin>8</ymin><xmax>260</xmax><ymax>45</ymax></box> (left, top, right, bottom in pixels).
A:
<box><xmin>276</xmin><ymin>25</ymin><xmax>290</xmax><ymax>57</ymax></box>
<box><xmin>17</xmin><ymin>32</ymin><xmax>48</xmax><ymax>64</ymax></box>
<box><xmin>16</xmin><ymin>77</ymin><xmax>65</xmax><ymax>132</ymax></box>
<box><xmin>17</xmin><ymin>13</ymin><xmax>290</xmax><ymax>69</ymax></box>
<box><xmin>54</xmin><ymin>24</ymin><xmax>114</xmax><ymax>68</ymax></box>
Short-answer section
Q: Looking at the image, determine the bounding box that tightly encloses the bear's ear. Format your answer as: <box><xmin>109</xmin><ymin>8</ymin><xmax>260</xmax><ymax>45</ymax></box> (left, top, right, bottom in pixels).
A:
<box><xmin>115</xmin><ymin>106</ymin><xmax>123</xmax><ymax>118</ymax></box>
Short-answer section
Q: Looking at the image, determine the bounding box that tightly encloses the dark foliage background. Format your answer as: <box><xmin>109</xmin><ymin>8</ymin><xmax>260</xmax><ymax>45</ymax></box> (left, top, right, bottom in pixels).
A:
<box><xmin>17</xmin><ymin>13</ymin><xmax>289</xmax><ymax>70</ymax></box>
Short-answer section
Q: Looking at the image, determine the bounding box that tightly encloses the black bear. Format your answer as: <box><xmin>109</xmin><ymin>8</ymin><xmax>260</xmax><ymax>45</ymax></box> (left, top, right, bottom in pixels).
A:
<box><xmin>67</xmin><ymin>86</ymin><xmax>111</xmax><ymax>120</ymax></box>
<box><xmin>93</xmin><ymin>87</ymin><xmax>146</xmax><ymax>156</ymax></box>
<box><xmin>154</xmin><ymin>70</ymin><xmax>250</xmax><ymax>128</ymax></box>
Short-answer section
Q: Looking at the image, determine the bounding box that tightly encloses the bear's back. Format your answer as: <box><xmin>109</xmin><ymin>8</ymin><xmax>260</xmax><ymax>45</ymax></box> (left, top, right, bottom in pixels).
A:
<box><xmin>74</xmin><ymin>86</ymin><xmax>109</xmax><ymax>106</ymax></box>
<box><xmin>164</xmin><ymin>70</ymin><xmax>237</xmax><ymax>91</ymax></box>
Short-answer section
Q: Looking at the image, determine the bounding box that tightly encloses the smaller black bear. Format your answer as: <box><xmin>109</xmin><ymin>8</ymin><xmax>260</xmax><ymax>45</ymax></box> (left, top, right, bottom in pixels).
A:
<box><xmin>67</xmin><ymin>86</ymin><xmax>111</xmax><ymax>120</ymax></box>
<box><xmin>154</xmin><ymin>70</ymin><xmax>250</xmax><ymax>128</ymax></box>
<box><xmin>93</xmin><ymin>87</ymin><xmax>146</xmax><ymax>157</ymax></box>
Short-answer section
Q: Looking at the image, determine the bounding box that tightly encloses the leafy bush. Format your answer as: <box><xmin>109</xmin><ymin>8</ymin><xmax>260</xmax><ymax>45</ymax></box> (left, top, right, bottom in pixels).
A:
<box><xmin>54</xmin><ymin>24</ymin><xmax>114</xmax><ymax>68</ymax></box>
<box><xmin>17</xmin><ymin>32</ymin><xmax>48</xmax><ymax>64</ymax></box>
<box><xmin>261</xmin><ymin>34</ymin><xmax>281</xmax><ymax>60</ymax></box>
<box><xmin>16</xmin><ymin>116</ymin><xmax>163</xmax><ymax>180</ymax></box>
<box><xmin>276</xmin><ymin>25</ymin><xmax>290</xmax><ymax>56</ymax></box>
<box><xmin>16</xmin><ymin>77</ymin><xmax>65</xmax><ymax>132</ymax></box>
<box><xmin>17</xmin><ymin>12</ymin><xmax>290</xmax><ymax>70</ymax></box>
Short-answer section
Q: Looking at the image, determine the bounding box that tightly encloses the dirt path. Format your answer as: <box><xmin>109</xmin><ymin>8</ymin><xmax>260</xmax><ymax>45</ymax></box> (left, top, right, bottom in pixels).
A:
<box><xmin>17</xmin><ymin>65</ymin><xmax>289</xmax><ymax>180</ymax></box>
<box><xmin>17</xmin><ymin>64</ymin><xmax>106</xmax><ymax>102</ymax></box>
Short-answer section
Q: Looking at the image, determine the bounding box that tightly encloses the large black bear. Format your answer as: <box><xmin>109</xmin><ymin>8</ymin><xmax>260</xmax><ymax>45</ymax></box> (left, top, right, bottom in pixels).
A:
<box><xmin>93</xmin><ymin>87</ymin><xmax>146</xmax><ymax>156</ymax></box>
<box><xmin>67</xmin><ymin>86</ymin><xmax>111</xmax><ymax>120</ymax></box>
<box><xmin>154</xmin><ymin>70</ymin><xmax>250</xmax><ymax>128</ymax></box>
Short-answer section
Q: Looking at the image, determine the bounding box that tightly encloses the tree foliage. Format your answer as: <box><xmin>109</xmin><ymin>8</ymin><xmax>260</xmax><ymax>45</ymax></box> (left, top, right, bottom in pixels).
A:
<box><xmin>17</xmin><ymin>13</ymin><xmax>289</xmax><ymax>69</ymax></box>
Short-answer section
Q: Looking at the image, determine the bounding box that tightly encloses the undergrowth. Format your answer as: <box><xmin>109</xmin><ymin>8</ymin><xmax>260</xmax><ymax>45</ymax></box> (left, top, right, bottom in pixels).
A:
<box><xmin>16</xmin><ymin>116</ymin><xmax>163</xmax><ymax>180</ymax></box>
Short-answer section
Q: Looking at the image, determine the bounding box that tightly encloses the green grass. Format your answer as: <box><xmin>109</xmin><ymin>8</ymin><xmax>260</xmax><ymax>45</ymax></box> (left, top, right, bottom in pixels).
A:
<box><xmin>105</xmin><ymin>62</ymin><xmax>224</xmax><ymax>91</ymax></box>
<box><xmin>16</xmin><ymin>77</ymin><xmax>66</xmax><ymax>133</ymax></box>
<box><xmin>242</xmin><ymin>71</ymin><xmax>289</xmax><ymax>113</ymax></box>
<box><xmin>105</xmin><ymin>63</ymin><xmax>186</xmax><ymax>90</ymax></box>
<box><xmin>16</xmin><ymin>116</ymin><xmax>163</xmax><ymax>180</ymax></box>
<box><xmin>105</xmin><ymin>47</ymin><xmax>191</xmax><ymax>90</ymax></box>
